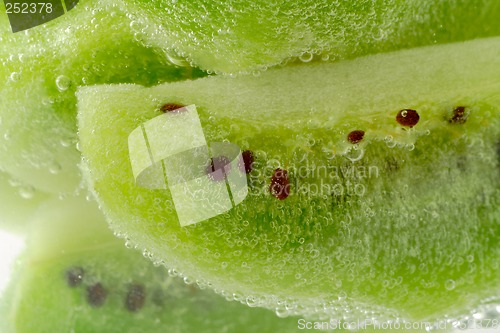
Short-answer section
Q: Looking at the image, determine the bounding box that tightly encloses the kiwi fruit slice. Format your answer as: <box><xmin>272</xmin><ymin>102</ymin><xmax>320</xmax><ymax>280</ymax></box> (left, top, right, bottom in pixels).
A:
<box><xmin>77</xmin><ymin>36</ymin><xmax>500</xmax><ymax>322</ymax></box>
<box><xmin>0</xmin><ymin>195</ymin><xmax>304</xmax><ymax>333</ymax></box>
<box><xmin>111</xmin><ymin>0</ymin><xmax>500</xmax><ymax>74</ymax></box>
<box><xmin>0</xmin><ymin>2</ymin><xmax>204</xmax><ymax>194</ymax></box>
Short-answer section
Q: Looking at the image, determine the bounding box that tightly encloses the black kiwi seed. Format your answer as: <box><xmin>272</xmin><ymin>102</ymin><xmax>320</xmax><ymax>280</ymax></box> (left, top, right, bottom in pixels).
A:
<box><xmin>449</xmin><ymin>106</ymin><xmax>468</xmax><ymax>124</ymax></box>
<box><xmin>65</xmin><ymin>267</ymin><xmax>84</xmax><ymax>287</ymax></box>
<box><xmin>160</xmin><ymin>103</ymin><xmax>185</xmax><ymax>113</ymax></box>
<box><xmin>347</xmin><ymin>130</ymin><xmax>365</xmax><ymax>144</ymax></box>
<box><xmin>396</xmin><ymin>109</ymin><xmax>420</xmax><ymax>127</ymax></box>
<box><xmin>241</xmin><ymin>150</ymin><xmax>255</xmax><ymax>174</ymax></box>
<box><xmin>125</xmin><ymin>283</ymin><xmax>146</xmax><ymax>313</ymax></box>
<box><xmin>87</xmin><ymin>283</ymin><xmax>108</xmax><ymax>307</ymax></box>
<box><xmin>206</xmin><ymin>155</ymin><xmax>231</xmax><ymax>182</ymax></box>
<box><xmin>270</xmin><ymin>168</ymin><xmax>291</xmax><ymax>200</ymax></box>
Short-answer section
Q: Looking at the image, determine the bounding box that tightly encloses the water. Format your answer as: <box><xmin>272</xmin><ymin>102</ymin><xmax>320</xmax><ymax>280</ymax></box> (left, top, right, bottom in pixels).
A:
<box><xmin>55</xmin><ymin>75</ymin><xmax>71</xmax><ymax>91</ymax></box>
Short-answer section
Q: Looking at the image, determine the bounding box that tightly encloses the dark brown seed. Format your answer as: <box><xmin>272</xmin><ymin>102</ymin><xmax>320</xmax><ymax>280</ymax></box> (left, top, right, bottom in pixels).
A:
<box><xmin>270</xmin><ymin>168</ymin><xmax>290</xmax><ymax>200</ymax></box>
<box><xmin>87</xmin><ymin>283</ymin><xmax>107</xmax><ymax>307</ymax></box>
<box><xmin>240</xmin><ymin>150</ymin><xmax>254</xmax><ymax>174</ymax></box>
<box><xmin>347</xmin><ymin>130</ymin><xmax>365</xmax><ymax>144</ymax></box>
<box><xmin>396</xmin><ymin>109</ymin><xmax>420</xmax><ymax>127</ymax></box>
<box><xmin>66</xmin><ymin>267</ymin><xmax>84</xmax><ymax>287</ymax></box>
<box><xmin>160</xmin><ymin>103</ymin><xmax>185</xmax><ymax>113</ymax></box>
<box><xmin>206</xmin><ymin>155</ymin><xmax>231</xmax><ymax>182</ymax></box>
<box><xmin>125</xmin><ymin>284</ymin><xmax>146</xmax><ymax>313</ymax></box>
<box><xmin>449</xmin><ymin>106</ymin><xmax>468</xmax><ymax>124</ymax></box>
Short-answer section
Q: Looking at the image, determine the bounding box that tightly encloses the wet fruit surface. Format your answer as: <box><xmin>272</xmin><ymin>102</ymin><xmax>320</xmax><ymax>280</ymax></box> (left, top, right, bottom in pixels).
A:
<box><xmin>77</xmin><ymin>38</ymin><xmax>500</xmax><ymax>321</ymax></box>
<box><xmin>0</xmin><ymin>196</ymin><xmax>301</xmax><ymax>333</ymax></box>
<box><xmin>1</xmin><ymin>1</ymin><xmax>500</xmax><ymax>330</ymax></box>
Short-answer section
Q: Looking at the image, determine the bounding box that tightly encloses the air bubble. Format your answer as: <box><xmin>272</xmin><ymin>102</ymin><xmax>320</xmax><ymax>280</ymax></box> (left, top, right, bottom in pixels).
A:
<box><xmin>167</xmin><ymin>268</ymin><xmax>179</xmax><ymax>277</ymax></box>
<box><xmin>18</xmin><ymin>186</ymin><xmax>35</xmax><ymax>199</ymax></box>
<box><xmin>232</xmin><ymin>293</ymin><xmax>243</xmax><ymax>302</ymax></box>
<box><xmin>48</xmin><ymin>161</ymin><xmax>61</xmax><ymax>174</ymax></box>
<box><xmin>156</xmin><ymin>222</ymin><xmax>167</xmax><ymax>232</ymax></box>
<box><xmin>445</xmin><ymin>279</ymin><xmax>456</xmax><ymax>290</ymax></box>
<box><xmin>56</xmin><ymin>75</ymin><xmax>71</xmax><ymax>91</ymax></box>
<box><xmin>9</xmin><ymin>72</ymin><xmax>20</xmax><ymax>82</ymax></box>
<box><xmin>345</xmin><ymin>147</ymin><xmax>365</xmax><ymax>162</ymax></box>
<box><xmin>125</xmin><ymin>239</ymin><xmax>133</xmax><ymax>248</ymax></box>
<box><xmin>385</xmin><ymin>136</ymin><xmax>397</xmax><ymax>148</ymax></box>
<box><xmin>246</xmin><ymin>296</ymin><xmax>259</xmax><ymax>307</ymax></box>
<box><xmin>406</xmin><ymin>144</ymin><xmax>415</xmax><ymax>151</ymax></box>
<box><xmin>60</xmin><ymin>138</ymin><xmax>73</xmax><ymax>147</ymax></box>
<box><xmin>42</xmin><ymin>98</ymin><xmax>55</xmax><ymax>105</ymax></box>
<box><xmin>275</xmin><ymin>307</ymin><xmax>290</xmax><ymax>318</ymax></box>
<box><xmin>166</xmin><ymin>52</ymin><xmax>190</xmax><ymax>67</ymax></box>
<box><xmin>299</xmin><ymin>51</ymin><xmax>314</xmax><ymax>63</ymax></box>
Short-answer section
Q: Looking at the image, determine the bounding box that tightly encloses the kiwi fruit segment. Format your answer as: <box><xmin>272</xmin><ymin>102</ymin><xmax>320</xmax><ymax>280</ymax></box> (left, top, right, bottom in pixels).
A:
<box><xmin>76</xmin><ymin>37</ymin><xmax>500</xmax><ymax>321</ymax></box>
<box><xmin>0</xmin><ymin>195</ymin><xmax>302</xmax><ymax>333</ymax></box>
<box><xmin>111</xmin><ymin>0</ymin><xmax>500</xmax><ymax>74</ymax></box>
